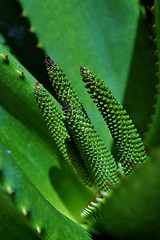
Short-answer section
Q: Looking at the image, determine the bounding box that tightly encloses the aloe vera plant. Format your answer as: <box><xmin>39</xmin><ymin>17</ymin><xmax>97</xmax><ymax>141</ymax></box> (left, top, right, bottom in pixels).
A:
<box><xmin>0</xmin><ymin>0</ymin><xmax>160</xmax><ymax>239</ymax></box>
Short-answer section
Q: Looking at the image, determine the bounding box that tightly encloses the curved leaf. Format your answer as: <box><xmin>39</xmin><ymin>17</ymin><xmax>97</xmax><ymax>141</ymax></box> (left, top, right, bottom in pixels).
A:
<box><xmin>0</xmin><ymin>45</ymin><xmax>93</xmax><ymax>220</ymax></box>
<box><xmin>84</xmin><ymin>152</ymin><xmax>160</xmax><ymax>239</ymax></box>
<box><xmin>18</xmin><ymin>0</ymin><xmax>140</xmax><ymax>147</ymax></box>
<box><xmin>0</xmin><ymin>145</ymin><xmax>91</xmax><ymax>240</ymax></box>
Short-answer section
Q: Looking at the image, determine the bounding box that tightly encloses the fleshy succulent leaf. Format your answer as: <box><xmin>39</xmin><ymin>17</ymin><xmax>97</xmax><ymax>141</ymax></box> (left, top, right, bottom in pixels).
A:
<box><xmin>144</xmin><ymin>0</ymin><xmax>160</xmax><ymax>148</ymax></box>
<box><xmin>0</xmin><ymin>144</ymin><xmax>91</xmax><ymax>240</ymax></box>
<box><xmin>0</xmin><ymin>0</ymin><xmax>160</xmax><ymax>239</ymax></box>
<box><xmin>0</xmin><ymin>44</ymin><xmax>93</xmax><ymax>221</ymax></box>
<box><xmin>82</xmin><ymin>148</ymin><xmax>160</xmax><ymax>240</ymax></box>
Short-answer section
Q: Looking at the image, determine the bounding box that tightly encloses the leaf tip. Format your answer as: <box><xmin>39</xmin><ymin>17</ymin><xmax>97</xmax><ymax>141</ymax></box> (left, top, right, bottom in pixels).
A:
<box><xmin>35</xmin><ymin>81</ymin><xmax>40</xmax><ymax>88</ymax></box>
<box><xmin>80</xmin><ymin>66</ymin><xmax>86</xmax><ymax>72</ymax></box>
<box><xmin>45</xmin><ymin>54</ymin><xmax>54</xmax><ymax>67</ymax></box>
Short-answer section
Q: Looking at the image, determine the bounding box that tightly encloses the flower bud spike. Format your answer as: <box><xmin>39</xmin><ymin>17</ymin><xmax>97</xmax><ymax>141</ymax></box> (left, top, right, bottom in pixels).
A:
<box><xmin>80</xmin><ymin>67</ymin><xmax>147</xmax><ymax>174</ymax></box>
<box><xmin>34</xmin><ymin>83</ymin><xmax>93</xmax><ymax>186</ymax></box>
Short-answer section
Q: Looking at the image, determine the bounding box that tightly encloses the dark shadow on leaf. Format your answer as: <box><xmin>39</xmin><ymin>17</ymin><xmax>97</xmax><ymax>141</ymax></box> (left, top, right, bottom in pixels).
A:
<box><xmin>0</xmin><ymin>0</ymin><xmax>53</xmax><ymax>94</ymax></box>
<box><xmin>49</xmin><ymin>160</ymin><xmax>93</xmax><ymax>222</ymax></box>
<box><xmin>123</xmin><ymin>13</ymin><xmax>158</xmax><ymax>139</ymax></box>
<box><xmin>92</xmin><ymin>233</ymin><xmax>117</xmax><ymax>240</ymax></box>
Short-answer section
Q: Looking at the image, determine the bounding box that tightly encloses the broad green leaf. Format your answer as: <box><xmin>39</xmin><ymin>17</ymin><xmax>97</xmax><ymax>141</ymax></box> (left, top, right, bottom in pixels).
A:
<box><xmin>0</xmin><ymin>44</ymin><xmax>93</xmax><ymax>221</ymax></box>
<box><xmin>19</xmin><ymin>0</ymin><xmax>140</xmax><ymax>147</ymax></box>
<box><xmin>0</xmin><ymin>1</ymin><xmax>159</xmax><ymax>239</ymax></box>
<box><xmin>123</xmin><ymin>12</ymin><xmax>157</xmax><ymax>138</ymax></box>
<box><xmin>144</xmin><ymin>0</ymin><xmax>160</xmax><ymax>147</ymax></box>
<box><xmin>85</xmin><ymin>151</ymin><xmax>160</xmax><ymax>239</ymax></box>
<box><xmin>1</xmin><ymin>0</ymin><xmax>154</xmax><ymax>143</ymax></box>
<box><xmin>0</xmin><ymin>145</ymin><xmax>91</xmax><ymax>240</ymax></box>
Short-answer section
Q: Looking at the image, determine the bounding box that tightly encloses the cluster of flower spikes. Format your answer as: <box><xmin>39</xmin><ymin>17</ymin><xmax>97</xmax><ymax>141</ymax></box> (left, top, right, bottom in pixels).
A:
<box><xmin>34</xmin><ymin>55</ymin><xmax>147</xmax><ymax>194</ymax></box>
<box><xmin>34</xmin><ymin>82</ymin><xmax>93</xmax><ymax>186</ymax></box>
<box><xmin>35</xmin><ymin>55</ymin><xmax>120</xmax><ymax>193</ymax></box>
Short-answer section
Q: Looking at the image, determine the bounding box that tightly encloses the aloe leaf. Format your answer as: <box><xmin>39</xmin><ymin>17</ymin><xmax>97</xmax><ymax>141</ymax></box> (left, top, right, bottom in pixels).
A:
<box><xmin>0</xmin><ymin>144</ymin><xmax>91</xmax><ymax>240</ymax></box>
<box><xmin>144</xmin><ymin>0</ymin><xmax>160</xmax><ymax>147</ymax></box>
<box><xmin>83</xmin><ymin>150</ymin><xmax>160</xmax><ymax>239</ymax></box>
<box><xmin>123</xmin><ymin>9</ymin><xmax>157</xmax><ymax>137</ymax></box>
<box><xmin>0</xmin><ymin>1</ymin><xmax>159</xmax><ymax>239</ymax></box>
<box><xmin>0</xmin><ymin>45</ymin><xmax>93</xmax><ymax>220</ymax></box>
<box><xmin>0</xmin><ymin>189</ymin><xmax>39</xmax><ymax>240</ymax></box>
<box><xmin>2</xmin><ymin>1</ymin><xmax>155</xmax><ymax>145</ymax></box>
<box><xmin>18</xmin><ymin>0</ymin><xmax>140</xmax><ymax>147</ymax></box>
